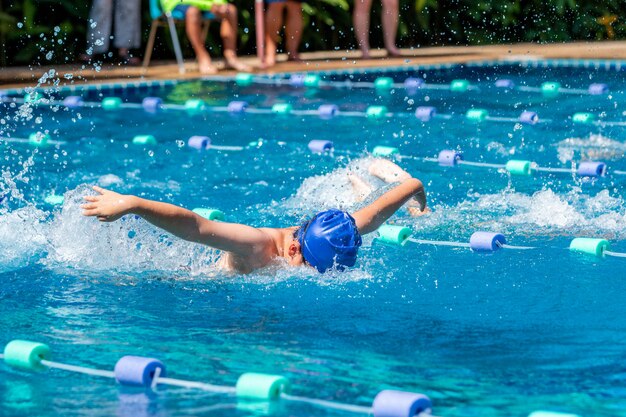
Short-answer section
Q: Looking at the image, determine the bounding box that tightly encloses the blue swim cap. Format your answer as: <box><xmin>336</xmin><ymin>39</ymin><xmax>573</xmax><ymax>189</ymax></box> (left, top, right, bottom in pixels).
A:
<box><xmin>296</xmin><ymin>209</ymin><xmax>362</xmax><ymax>273</ymax></box>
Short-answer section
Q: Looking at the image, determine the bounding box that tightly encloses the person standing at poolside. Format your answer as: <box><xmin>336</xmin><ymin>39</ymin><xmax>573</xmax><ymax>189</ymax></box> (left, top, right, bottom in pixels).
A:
<box><xmin>83</xmin><ymin>0</ymin><xmax>142</xmax><ymax>64</ymax></box>
<box><xmin>264</xmin><ymin>0</ymin><xmax>303</xmax><ymax>67</ymax></box>
<box><xmin>160</xmin><ymin>0</ymin><xmax>250</xmax><ymax>74</ymax></box>
<box><xmin>353</xmin><ymin>0</ymin><xmax>400</xmax><ymax>58</ymax></box>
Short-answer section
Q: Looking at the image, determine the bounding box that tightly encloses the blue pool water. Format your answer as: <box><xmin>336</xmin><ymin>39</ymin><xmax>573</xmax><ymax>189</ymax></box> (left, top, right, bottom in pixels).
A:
<box><xmin>1</xmin><ymin>61</ymin><xmax>626</xmax><ymax>417</ymax></box>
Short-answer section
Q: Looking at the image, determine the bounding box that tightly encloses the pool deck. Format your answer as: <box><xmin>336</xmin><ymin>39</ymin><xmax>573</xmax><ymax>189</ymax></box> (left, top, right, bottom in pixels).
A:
<box><xmin>1</xmin><ymin>41</ymin><xmax>626</xmax><ymax>89</ymax></box>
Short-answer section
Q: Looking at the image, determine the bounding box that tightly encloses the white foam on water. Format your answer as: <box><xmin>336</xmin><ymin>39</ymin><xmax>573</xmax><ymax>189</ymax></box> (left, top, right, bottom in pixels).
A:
<box><xmin>555</xmin><ymin>134</ymin><xmax>626</xmax><ymax>163</ymax></box>
<box><xmin>412</xmin><ymin>188</ymin><xmax>626</xmax><ymax>240</ymax></box>
<box><xmin>0</xmin><ymin>206</ymin><xmax>49</xmax><ymax>272</ymax></box>
<box><xmin>283</xmin><ymin>157</ymin><xmax>392</xmax><ymax>216</ymax></box>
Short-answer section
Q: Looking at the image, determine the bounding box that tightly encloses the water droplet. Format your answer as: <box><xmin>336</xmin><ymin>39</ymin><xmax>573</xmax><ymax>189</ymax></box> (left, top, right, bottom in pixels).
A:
<box><xmin>17</xmin><ymin>22</ymin><xmax>23</xmax><ymax>28</ymax></box>
<box><xmin>45</xmin><ymin>51</ymin><xmax>54</xmax><ymax>60</ymax></box>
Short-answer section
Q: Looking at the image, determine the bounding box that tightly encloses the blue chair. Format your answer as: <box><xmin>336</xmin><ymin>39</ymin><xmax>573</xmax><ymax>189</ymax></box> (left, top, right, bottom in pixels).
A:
<box><xmin>142</xmin><ymin>0</ymin><xmax>217</xmax><ymax>74</ymax></box>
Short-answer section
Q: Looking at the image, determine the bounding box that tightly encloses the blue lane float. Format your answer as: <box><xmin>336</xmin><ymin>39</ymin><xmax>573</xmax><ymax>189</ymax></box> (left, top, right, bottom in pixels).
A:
<box><xmin>588</xmin><ymin>83</ymin><xmax>609</xmax><ymax>95</ymax></box>
<box><xmin>318</xmin><ymin>104</ymin><xmax>339</xmax><ymax>118</ymax></box>
<box><xmin>63</xmin><ymin>96</ymin><xmax>84</xmax><ymax>108</ymax></box>
<box><xmin>227</xmin><ymin>100</ymin><xmax>248</xmax><ymax>113</ymax></box>
<box><xmin>114</xmin><ymin>356</ymin><xmax>166</xmax><ymax>387</ymax></box>
<box><xmin>372</xmin><ymin>390</ymin><xmax>432</xmax><ymax>417</ymax></box>
<box><xmin>576</xmin><ymin>161</ymin><xmax>606</xmax><ymax>177</ymax></box>
<box><xmin>308</xmin><ymin>139</ymin><xmax>334</xmax><ymax>153</ymax></box>
<box><xmin>188</xmin><ymin>135</ymin><xmax>211</xmax><ymax>150</ymax></box>
<box><xmin>404</xmin><ymin>77</ymin><xmax>424</xmax><ymax>90</ymax></box>
<box><xmin>437</xmin><ymin>150</ymin><xmax>463</xmax><ymax>166</ymax></box>
<box><xmin>1</xmin><ymin>340</ymin><xmax>435</xmax><ymax>417</ymax></box>
<box><xmin>142</xmin><ymin>97</ymin><xmax>163</xmax><ymax>113</ymax></box>
<box><xmin>470</xmin><ymin>232</ymin><xmax>506</xmax><ymax>251</ymax></box>
<box><xmin>495</xmin><ymin>79</ymin><xmax>516</xmax><ymax>89</ymax></box>
<box><xmin>415</xmin><ymin>106</ymin><xmax>436</xmax><ymax>122</ymax></box>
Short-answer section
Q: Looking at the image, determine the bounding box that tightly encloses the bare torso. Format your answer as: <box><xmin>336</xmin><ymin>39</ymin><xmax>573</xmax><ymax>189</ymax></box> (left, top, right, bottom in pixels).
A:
<box><xmin>217</xmin><ymin>227</ymin><xmax>295</xmax><ymax>274</ymax></box>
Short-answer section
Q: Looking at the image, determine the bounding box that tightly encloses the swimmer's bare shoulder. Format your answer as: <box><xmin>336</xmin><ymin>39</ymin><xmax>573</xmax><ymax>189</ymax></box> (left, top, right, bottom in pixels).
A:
<box><xmin>219</xmin><ymin>227</ymin><xmax>287</xmax><ymax>273</ymax></box>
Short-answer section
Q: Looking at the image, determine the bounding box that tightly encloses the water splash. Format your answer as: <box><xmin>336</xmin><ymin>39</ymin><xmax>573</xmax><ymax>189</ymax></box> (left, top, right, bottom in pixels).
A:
<box><xmin>0</xmin><ymin>206</ymin><xmax>48</xmax><ymax>272</ymax></box>
<box><xmin>414</xmin><ymin>188</ymin><xmax>626</xmax><ymax>240</ymax></box>
<box><xmin>43</xmin><ymin>185</ymin><xmax>220</xmax><ymax>275</ymax></box>
<box><xmin>555</xmin><ymin>134</ymin><xmax>626</xmax><ymax>162</ymax></box>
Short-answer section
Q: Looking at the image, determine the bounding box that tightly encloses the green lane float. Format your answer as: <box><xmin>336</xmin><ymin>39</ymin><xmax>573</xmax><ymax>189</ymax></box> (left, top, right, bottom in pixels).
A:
<box><xmin>192</xmin><ymin>208</ymin><xmax>225</xmax><ymax>221</ymax></box>
<box><xmin>376</xmin><ymin>224</ymin><xmax>412</xmax><ymax>245</ymax></box>
<box><xmin>506</xmin><ymin>160</ymin><xmax>533</xmax><ymax>176</ymax></box>
<box><xmin>236</xmin><ymin>373</ymin><xmax>290</xmax><ymax>400</ymax></box>
<box><xmin>3</xmin><ymin>340</ymin><xmax>51</xmax><ymax>371</ymax></box>
<box><xmin>102</xmin><ymin>97</ymin><xmax>122</xmax><ymax>110</ymax></box>
<box><xmin>569</xmin><ymin>238</ymin><xmax>610</xmax><ymax>257</ymax></box>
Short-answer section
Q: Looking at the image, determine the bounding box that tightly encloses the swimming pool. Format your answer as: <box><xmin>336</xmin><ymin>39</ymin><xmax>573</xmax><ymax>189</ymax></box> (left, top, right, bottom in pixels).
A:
<box><xmin>1</xmin><ymin>59</ymin><xmax>626</xmax><ymax>417</ymax></box>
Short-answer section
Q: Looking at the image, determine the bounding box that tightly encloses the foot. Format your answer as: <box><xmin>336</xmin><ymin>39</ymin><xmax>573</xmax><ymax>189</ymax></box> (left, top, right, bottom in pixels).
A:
<box><xmin>261</xmin><ymin>54</ymin><xmax>276</xmax><ymax>68</ymax></box>
<box><xmin>287</xmin><ymin>52</ymin><xmax>301</xmax><ymax>62</ymax></box>
<box><xmin>386</xmin><ymin>46</ymin><xmax>401</xmax><ymax>57</ymax></box>
<box><xmin>117</xmin><ymin>48</ymin><xmax>141</xmax><ymax>66</ymax></box>
<box><xmin>347</xmin><ymin>173</ymin><xmax>373</xmax><ymax>202</ymax></box>
<box><xmin>368</xmin><ymin>159</ymin><xmax>411</xmax><ymax>183</ymax></box>
<box><xmin>118</xmin><ymin>53</ymin><xmax>141</xmax><ymax>66</ymax></box>
<box><xmin>224</xmin><ymin>57</ymin><xmax>252</xmax><ymax>72</ymax></box>
<box><xmin>198</xmin><ymin>56</ymin><xmax>218</xmax><ymax>74</ymax></box>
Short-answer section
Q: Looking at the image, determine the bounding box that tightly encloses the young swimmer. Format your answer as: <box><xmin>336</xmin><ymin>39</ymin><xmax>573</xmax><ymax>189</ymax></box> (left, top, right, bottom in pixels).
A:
<box><xmin>81</xmin><ymin>159</ymin><xmax>427</xmax><ymax>274</ymax></box>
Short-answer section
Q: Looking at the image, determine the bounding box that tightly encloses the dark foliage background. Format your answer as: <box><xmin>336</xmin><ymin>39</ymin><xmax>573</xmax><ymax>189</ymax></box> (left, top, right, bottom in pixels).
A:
<box><xmin>1</xmin><ymin>0</ymin><xmax>625</xmax><ymax>67</ymax></box>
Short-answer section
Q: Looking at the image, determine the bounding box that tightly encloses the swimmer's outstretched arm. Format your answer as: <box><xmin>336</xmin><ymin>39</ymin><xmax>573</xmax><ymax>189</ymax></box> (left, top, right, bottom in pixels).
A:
<box><xmin>81</xmin><ymin>186</ymin><xmax>272</xmax><ymax>255</ymax></box>
<box><xmin>351</xmin><ymin>178</ymin><xmax>426</xmax><ymax>235</ymax></box>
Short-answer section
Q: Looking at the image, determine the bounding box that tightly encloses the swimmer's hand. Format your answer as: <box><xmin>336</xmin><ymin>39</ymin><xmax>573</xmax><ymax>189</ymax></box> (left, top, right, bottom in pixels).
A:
<box><xmin>408</xmin><ymin>206</ymin><xmax>431</xmax><ymax>217</ymax></box>
<box><xmin>81</xmin><ymin>186</ymin><xmax>136</xmax><ymax>222</ymax></box>
<box><xmin>368</xmin><ymin>159</ymin><xmax>412</xmax><ymax>183</ymax></box>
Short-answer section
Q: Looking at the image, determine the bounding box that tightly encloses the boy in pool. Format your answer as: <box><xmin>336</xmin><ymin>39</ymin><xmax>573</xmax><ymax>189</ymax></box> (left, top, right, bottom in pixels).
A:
<box><xmin>82</xmin><ymin>159</ymin><xmax>427</xmax><ymax>274</ymax></box>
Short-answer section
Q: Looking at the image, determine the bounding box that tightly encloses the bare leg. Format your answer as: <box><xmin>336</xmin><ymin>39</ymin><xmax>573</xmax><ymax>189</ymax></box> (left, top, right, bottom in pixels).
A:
<box><xmin>381</xmin><ymin>0</ymin><xmax>400</xmax><ymax>56</ymax></box>
<box><xmin>212</xmin><ymin>4</ymin><xmax>251</xmax><ymax>71</ymax></box>
<box><xmin>285</xmin><ymin>1</ymin><xmax>302</xmax><ymax>61</ymax></box>
<box><xmin>264</xmin><ymin>2</ymin><xmax>285</xmax><ymax>67</ymax></box>
<box><xmin>353</xmin><ymin>0</ymin><xmax>373</xmax><ymax>58</ymax></box>
<box><xmin>185</xmin><ymin>6</ymin><xmax>217</xmax><ymax>74</ymax></box>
